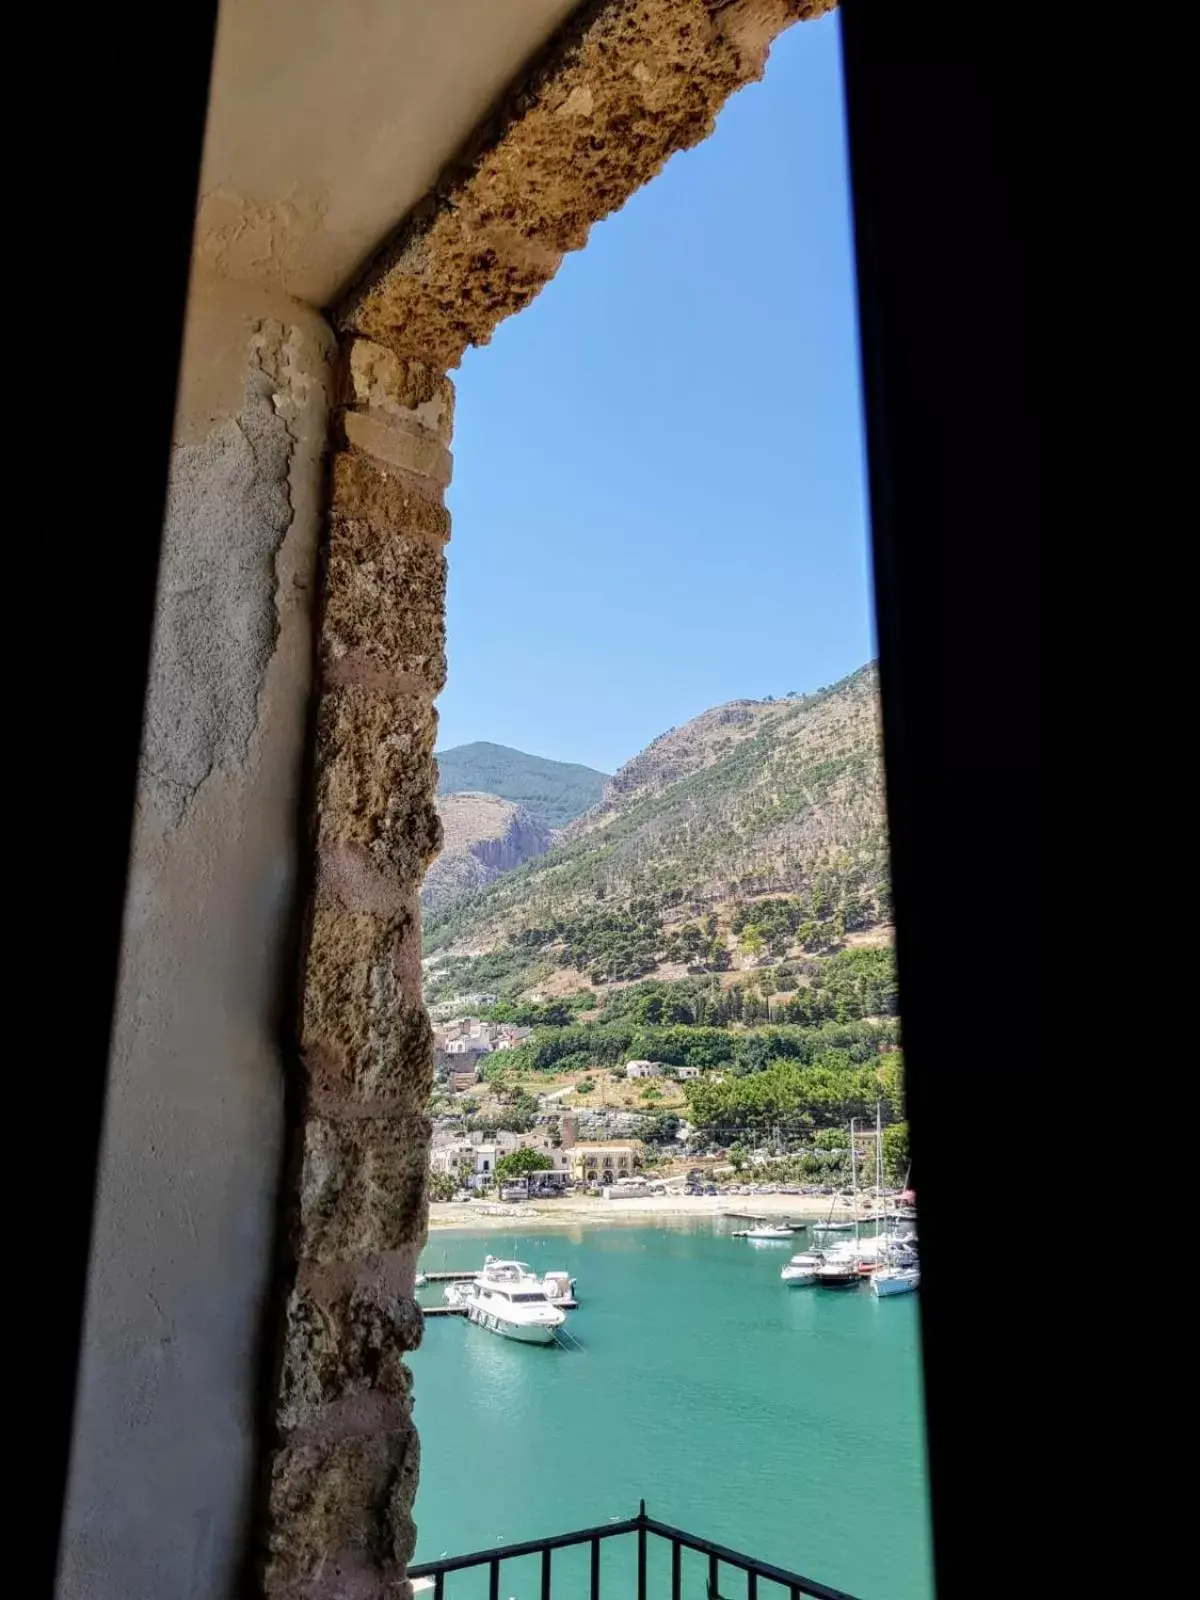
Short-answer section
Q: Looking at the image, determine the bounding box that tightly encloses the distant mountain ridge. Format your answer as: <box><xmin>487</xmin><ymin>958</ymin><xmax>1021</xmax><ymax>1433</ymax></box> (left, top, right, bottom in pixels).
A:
<box><xmin>434</xmin><ymin>741</ymin><xmax>608</xmax><ymax>832</ymax></box>
<box><xmin>424</xmin><ymin>665</ymin><xmax>890</xmax><ymax>1001</ymax></box>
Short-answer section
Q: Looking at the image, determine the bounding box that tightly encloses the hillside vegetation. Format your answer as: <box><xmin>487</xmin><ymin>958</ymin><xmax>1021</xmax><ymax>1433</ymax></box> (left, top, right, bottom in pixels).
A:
<box><xmin>424</xmin><ymin>664</ymin><xmax>888</xmax><ymax>1003</ymax></box>
<box><xmin>426</xmin><ymin>664</ymin><xmax>907</xmax><ymax>1176</ymax></box>
<box><xmin>434</xmin><ymin>741</ymin><xmax>608</xmax><ymax>831</ymax></box>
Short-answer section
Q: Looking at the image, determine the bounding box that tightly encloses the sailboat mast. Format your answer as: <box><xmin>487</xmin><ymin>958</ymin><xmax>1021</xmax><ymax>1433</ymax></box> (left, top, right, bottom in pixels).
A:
<box><xmin>876</xmin><ymin>1099</ymin><xmax>884</xmax><ymax>1258</ymax></box>
<box><xmin>850</xmin><ymin>1117</ymin><xmax>859</xmax><ymax>1245</ymax></box>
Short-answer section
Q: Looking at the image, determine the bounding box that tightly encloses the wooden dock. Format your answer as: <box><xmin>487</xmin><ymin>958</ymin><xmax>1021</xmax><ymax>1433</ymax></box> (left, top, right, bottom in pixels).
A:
<box><xmin>724</xmin><ymin>1213</ymin><xmax>806</xmax><ymax>1230</ymax></box>
<box><xmin>421</xmin><ymin>1297</ymin><xmax>578</xmax><ymax>1316</ymax></box>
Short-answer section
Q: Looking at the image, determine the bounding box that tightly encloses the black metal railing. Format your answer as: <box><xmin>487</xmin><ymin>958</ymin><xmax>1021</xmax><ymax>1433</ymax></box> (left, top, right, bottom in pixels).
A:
<box><xmin>408</xmin><ymin>1502</ymin><xmax>863</xmax><ymax>1599</ymax></box>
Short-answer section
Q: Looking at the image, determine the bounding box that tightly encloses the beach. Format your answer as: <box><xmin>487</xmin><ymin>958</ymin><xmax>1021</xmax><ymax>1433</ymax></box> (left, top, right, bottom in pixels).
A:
<box><xmin>428</xmin><ymin>1190</ymin><xmax>868</xmax><ymax>1231</ymax></box>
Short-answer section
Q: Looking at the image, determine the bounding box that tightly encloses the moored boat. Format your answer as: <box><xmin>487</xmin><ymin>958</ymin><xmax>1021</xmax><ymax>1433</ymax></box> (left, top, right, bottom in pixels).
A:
<box><xmin>815</xmin><ymin>1256</ymin><xmax>863</xmax><ymax>1287</ymax></box>
<box><xmin>459</xmin><ymin>1259</ymin><xmax>569</xmax><ymax>1344</ymax></box>
<box><xmin>868</xmin><ymin>1107</ymin><xmax>919</xmax><ymax>1296</ymax></box>
<box><xmin>744</xmin><ymin>1220</ymin><xmax>794</xmax><ymax>1240</ymax></box>
<box><xmin>781</xmin><ymin>1251</ymin><xmax>824</xmax><ymax>1285</ymax></box>
<box><xmin>872</xmin><ymin>1263</ymin><xmax>920</xmax><ymax>1297</ymax></box>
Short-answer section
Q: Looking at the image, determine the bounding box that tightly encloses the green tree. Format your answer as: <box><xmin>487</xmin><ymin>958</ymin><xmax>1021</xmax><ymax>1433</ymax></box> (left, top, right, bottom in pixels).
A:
<box><xmin>729</xmin><ymin>1141</ymin><xmax>749</xmax><ymax>1173</ymax></box>
<box><xmin>640</xmin><ymin>1111</ymin><xmax>682</xmax><ymax>1145</ymax></box>
<box><xmin>881</xmin><ymin>1123</ymin><xmax>910</xmax><ymax>1187</ymax></box>
<box><xmin>494</xmin><ymin>1147</ymin><xmax>554</xmax><ymax>1181</ymax></box>
<box><xmin>878</xmin><ymin>1049</ymin><xmax>905</xmax><ymax>1122</ymax></box>
<box><xmin>429</xmin><ymin>1171</ymin><xmax>457</xmax><ymax>1202</ymax></box>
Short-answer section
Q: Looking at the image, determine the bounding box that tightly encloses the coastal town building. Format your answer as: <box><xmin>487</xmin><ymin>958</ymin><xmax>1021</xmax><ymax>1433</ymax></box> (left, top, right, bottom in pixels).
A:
<box><xmin>568</xmin><ymin>1142</ymin><xmax>640</xmax><ymax>1186</ymax></box>
<box><xmin>436</xmin><ymin>1017</ymin><xmax>532</xmax><ymax>1055</ymax></box>
<box><xmin>433</xmin><ymin>1131</ymin><xmax>574</xmax><ymax>1193</ymax></box>
<box><xmin>445</xmin><ymin>1037</ymin><xmax>488</xmax><ymax>1056</ymax></box>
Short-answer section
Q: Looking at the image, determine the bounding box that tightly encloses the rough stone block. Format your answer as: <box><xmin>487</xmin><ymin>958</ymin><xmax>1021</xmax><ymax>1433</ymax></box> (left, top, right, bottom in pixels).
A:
<box><xmin>302</xmin><ymin>903</ymin><xmax>431</xmax><ymax>1102</ymax></box>
<box><xmin>298</xmin><ymin>1116</ymin><xmax>430</xmax><ymax>1263</ymax></box>
<box><xmin>341</xmin><ymin>0</ymin><xmax>835</xmax><ymax>366</ymax></box>
<box><xmin>278</xmin><ymin>1285</ymin><xmax>422</xmax><ymax>1431</ymax></box>
<box><xmin>331</xmin><ymin>451</ymin><xmax>451</xmax><ymax>543</ymax></box>
<box><xmin>346</xmin><ymin>341</ymin><xmax>455</xmax><ymax>442</ymax></box>
<box><xmin>343</xmin><ymin>411</ymin><xmax>452</xmax><ymax>489</ymax></box>
<box><xmin>321</xmin><ymin>517</ymin><xmax>447</xmax><ymax>690</ymax></box>
<box><xmin>266</xmin><ymin>1429</ymin><xmax>419</xmax><ymax>1593</ymax></box>
<box><xmin>314</xmin><ymin>686</ymin><xmax>441</xmax><ymax>882</ymax></box>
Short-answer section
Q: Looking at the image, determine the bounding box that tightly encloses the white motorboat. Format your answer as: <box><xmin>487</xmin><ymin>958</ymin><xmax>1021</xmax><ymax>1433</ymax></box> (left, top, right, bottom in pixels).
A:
<box><xmin>744</xmin><ymin>1220</ymin><xmax>794</xmax><ymax>1240</ymax></box>
<box><xmin>482</xmin><ymin>1256</ymin><xmax>578</xmax><ymax>1303</ymax></box>
<box><xmin>463</xmin><ymin>1259</ymin><xmax>567</xmax><ymax>1344</ymax></box>
<box><xmin>541</xmin><ymin>1269</ymin><xmax>577</xmax><ymax>1305</ymax></box>
<box><xmin>781</xmin><ymin>1251</ymin><xmax>824</xmax><ymax>1285</ymax></box>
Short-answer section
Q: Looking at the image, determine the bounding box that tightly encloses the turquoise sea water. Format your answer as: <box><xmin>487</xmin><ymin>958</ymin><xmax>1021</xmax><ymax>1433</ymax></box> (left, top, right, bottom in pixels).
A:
<box><xmin>412</xmin><ymin>1222</ymin><xmax>933</xmax><ymax>1600</ymax></box>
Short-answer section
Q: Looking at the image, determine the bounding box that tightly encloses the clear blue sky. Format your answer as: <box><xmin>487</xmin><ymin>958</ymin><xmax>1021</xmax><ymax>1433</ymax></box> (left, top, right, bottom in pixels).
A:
<box><xmin>438</xmin><ymin>13</ymin><xmax>873</xmax><ymax>775</ymax></box>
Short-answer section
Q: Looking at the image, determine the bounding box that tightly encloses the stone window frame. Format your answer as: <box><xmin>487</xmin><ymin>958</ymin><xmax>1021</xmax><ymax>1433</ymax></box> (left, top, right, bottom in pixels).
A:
<box><xmin>261</xmin><ymin>4</ymin><xmax>835</xmax><ymax>1596</ymax></box>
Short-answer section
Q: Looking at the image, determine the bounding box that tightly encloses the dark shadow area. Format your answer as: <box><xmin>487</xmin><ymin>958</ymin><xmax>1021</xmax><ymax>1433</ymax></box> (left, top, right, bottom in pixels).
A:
<box><xmin>842</xmin><ymin>2</ymin><xmax>1181</xmax><ymax>1591</ymax></box>
<box><xmin>20</xmin><ymin>5</ymin><xmax>220</xmax><ymax>1593</ymax></box>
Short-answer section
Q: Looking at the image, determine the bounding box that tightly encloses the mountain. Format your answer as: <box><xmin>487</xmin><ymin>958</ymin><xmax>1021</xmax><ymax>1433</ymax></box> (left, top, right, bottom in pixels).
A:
<box><xmin>434</xmin><ymin>742</ymin><xmax>608</xmax><ymax>831</ymax></box>
<box><xmin>423</xmin><ymin>665</ymin><xmax>890</xmax><ymax>1003</ymax></box>
<box><xmin>422</xmin><ymin>793</ymin><xmax>552</xmax><ymax>911</ymax></box>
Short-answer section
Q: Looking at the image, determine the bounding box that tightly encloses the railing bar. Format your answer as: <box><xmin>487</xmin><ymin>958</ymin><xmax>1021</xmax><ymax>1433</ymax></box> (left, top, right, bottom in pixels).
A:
<box><xmin>409</xmin><ymin>1518</ymin><xmax>641</xmax><ymax>1576</ymax></box>
<box><xmin>639</xmin><ymin>1517</ymin><xmax>860</xmax><ymax>1600</ymax></box>
<box><xmin>710</xmin><ymin>1551</ymin><xmax>720</xmax><ymax>1596</ymax></box>
<box><xmin>409</xmin><ymin>1516</ymin><xmax>862</xmax><ymax>1600</ymax></box>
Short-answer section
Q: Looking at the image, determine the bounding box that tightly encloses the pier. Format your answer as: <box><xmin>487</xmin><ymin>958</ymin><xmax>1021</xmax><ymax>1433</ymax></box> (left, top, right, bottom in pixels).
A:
<box><xmin>421</xmin><ymin>1296</ymin><xmax>578</xmax><ymax>1314</ymax></box>
<box><xmin>724</xmin><ymin>1213</ymin><xmax>806</xmax><ymax>1231</ymax></box>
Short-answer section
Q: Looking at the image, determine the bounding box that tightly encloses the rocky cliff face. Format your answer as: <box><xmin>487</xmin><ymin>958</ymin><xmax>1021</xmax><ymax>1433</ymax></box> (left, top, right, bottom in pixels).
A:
<box><xmin>589</xmin><ymin>700</ymin><xmax>772</xmax><ymax>815</ymax></box>
<box><xmin>421</xmin><ymin>791</ymin><xmax>552</xmax><ymax>910</ymax></box>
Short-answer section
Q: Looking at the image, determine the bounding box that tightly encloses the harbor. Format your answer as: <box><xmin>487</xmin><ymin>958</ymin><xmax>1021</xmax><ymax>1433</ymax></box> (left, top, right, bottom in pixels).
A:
<box><xmin>411</xmin><ymin>1219</ymin><xmax>933</xmax><ymax>1600</ymax></box>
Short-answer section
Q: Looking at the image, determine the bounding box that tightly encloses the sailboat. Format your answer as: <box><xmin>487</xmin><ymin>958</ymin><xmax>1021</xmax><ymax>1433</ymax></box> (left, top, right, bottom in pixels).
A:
<box><xmin>811</xmin><ymin>1167</ymin><xmax>856</xmax><ymax>1240</ymax></box>
<box><xmin>817</xmin><ymin>1119</ymin><xmax>864</xmax><ymax>1287</ymax></box>
<box><xmin>872</xmin><ymin>1105</ymin><xmax>919</xmax><ymax>1297</ymax></box>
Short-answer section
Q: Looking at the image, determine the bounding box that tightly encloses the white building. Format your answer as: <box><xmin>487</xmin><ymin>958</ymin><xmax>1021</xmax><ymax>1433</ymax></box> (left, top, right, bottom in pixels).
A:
<box><xmin>430</xmin><ymin>1142</ymin><xmax>474</xmax><ymax>1179</ymax></box>
<box><xmin>674</xmin><ymin>1064</ymin><xmax>700</xmax><ymax>1081</ymax></box>
<box><xmin>625</xmin><ymin>1059</ymin><xmax>665</xmax><ymax>1079</ymax></box>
